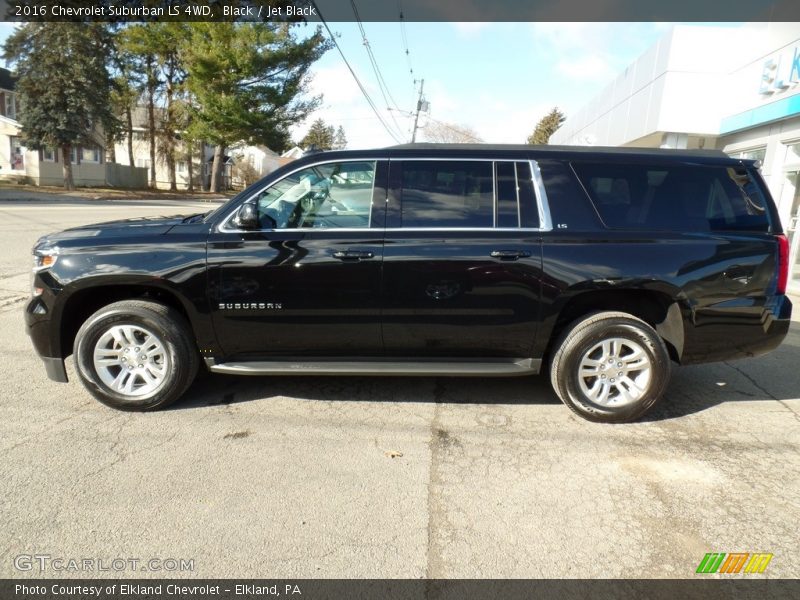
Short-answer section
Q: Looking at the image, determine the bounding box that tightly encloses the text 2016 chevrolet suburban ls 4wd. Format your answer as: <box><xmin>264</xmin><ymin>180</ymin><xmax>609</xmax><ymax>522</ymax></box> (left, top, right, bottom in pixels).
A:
<box><xmin>25</xmin><ymin>144</ymin><xmax>792</xmax><ymax>422</ymax></box>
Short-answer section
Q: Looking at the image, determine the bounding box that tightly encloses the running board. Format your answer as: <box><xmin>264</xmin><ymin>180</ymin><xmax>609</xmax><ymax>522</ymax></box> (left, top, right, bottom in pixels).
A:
<box><xmin>206</xmin><ymin>358</ymin><xmax>541</xmax><ymax>377</ymax></box>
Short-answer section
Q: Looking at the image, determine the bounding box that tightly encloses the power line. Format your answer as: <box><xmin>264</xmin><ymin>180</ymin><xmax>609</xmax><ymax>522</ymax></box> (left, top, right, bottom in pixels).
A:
<box><xmin>310</xmin><ymin>0</ymin><xmax>403</xmax><ymax>145</ymax></box>
<box><xmin>398</xmin><ymin>0</ymin><xmax>415</xmax><ymax>86</ymax></box>
<box><xmin>350</xmin><ymin>0</ymin><xmax>408</xmax><ymax>141</ymax></box>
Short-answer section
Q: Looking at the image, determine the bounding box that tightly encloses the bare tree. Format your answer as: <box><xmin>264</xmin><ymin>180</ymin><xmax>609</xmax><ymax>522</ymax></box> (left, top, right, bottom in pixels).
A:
<box><xmin>422</xmin><ymin>120</ymin><xmax>483</xmax><ymax>144</ymax></box>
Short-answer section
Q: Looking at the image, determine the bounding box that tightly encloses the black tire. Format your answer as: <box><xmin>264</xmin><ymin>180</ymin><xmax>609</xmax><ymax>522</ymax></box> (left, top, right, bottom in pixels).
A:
<box><xmin>549</xmin><ymin>311</ymin><xmax>670</xmax><ymax>423</ymax></box>
<box><xmin>73</xmin><ymin>300</ymin><xmax>199</xmax><ymax>411</ymax></box>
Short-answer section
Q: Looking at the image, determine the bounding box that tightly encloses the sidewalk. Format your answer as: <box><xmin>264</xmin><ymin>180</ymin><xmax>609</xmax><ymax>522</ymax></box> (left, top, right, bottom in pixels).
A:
<box><xmin>0</xmin><ymin>182</ymin><xmax>233</xmax><ymax>202</ymax></box>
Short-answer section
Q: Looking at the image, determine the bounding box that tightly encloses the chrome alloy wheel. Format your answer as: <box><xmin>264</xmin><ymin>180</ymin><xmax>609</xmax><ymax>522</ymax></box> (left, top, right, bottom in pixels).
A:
<box><xmin>576</xmin><ymin>337</ymin><xmax>652</xmax><ymax>407</ymax></box>
<box><xmin>92</xmin><ymin>325</ymin><xmax>169</xmax><ymax>397</ymax></box>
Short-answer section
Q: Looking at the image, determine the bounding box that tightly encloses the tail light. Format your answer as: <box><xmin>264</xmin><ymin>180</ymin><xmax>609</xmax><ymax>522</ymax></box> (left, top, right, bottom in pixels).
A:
<box><xmin>776</xmin><ymin>234</ymin><xmax>789</xmax><ymax>294</ymax></box>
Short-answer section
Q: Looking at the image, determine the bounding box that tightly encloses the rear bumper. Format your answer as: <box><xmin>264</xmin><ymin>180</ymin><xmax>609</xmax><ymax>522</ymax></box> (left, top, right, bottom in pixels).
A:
<box><xmin>681</xmin><ymin>294</ymin><xmax>792</xmax><ymax>364</ymax></box>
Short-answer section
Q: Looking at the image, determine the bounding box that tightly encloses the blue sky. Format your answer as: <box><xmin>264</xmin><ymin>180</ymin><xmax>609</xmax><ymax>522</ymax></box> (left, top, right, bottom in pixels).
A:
<box><xmin>0</xmin><ymin>21</ymin><xmax>742</xmax><ymax>149</ymax></box>
<box><xmin>297</xmin><ymin>22</ymin><xmax>677</xmax><ymax>147</ymax></box>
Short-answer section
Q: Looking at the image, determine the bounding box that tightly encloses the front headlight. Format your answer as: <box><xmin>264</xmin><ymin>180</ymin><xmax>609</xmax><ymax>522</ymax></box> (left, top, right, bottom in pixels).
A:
<box><xmin>31</xmin><ymin>249</ymin><xmax>58</xmax><ymax>296</ymax></box>
<box><xmin>33</xmin><ymin>254</ymin><xmax>58</xmax><ymax>270</ymax></box>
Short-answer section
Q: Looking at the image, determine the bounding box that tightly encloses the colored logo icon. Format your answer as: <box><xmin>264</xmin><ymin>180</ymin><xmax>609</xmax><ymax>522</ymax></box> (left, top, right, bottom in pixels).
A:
<box><xmin>696</xmin><ymin>553</ymin><xmax>773</xmax><ymax>574</ymax></box>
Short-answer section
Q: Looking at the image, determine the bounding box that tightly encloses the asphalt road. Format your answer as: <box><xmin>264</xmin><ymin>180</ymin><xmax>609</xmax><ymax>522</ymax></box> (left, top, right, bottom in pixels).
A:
<box><xmin>0</xmin><ymin>197</ymin><xmax>799</xmax><ymax>579</ymax></box>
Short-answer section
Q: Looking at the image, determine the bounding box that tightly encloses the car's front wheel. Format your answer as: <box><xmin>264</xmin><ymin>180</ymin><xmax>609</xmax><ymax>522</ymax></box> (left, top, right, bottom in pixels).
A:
<box><xmin>73</xmin><ymin>300</ymin><xmax>199</xmax><ymax>411</ymax></box>
<box><xmin>549</xmin><ymin>311</ymin><xmax>671</xmax><ymax>423</ymax></box>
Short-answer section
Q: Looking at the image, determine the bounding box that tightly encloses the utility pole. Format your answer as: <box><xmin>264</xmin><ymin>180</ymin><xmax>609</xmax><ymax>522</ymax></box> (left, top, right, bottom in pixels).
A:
<box><xmin>411</xmin><ymin>79</ymin><xmax>425</xmax><ymax>143</ymax></box>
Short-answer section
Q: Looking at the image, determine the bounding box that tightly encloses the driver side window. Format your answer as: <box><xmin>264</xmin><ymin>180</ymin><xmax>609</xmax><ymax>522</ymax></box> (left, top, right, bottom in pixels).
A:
<box><xmin>254</xmin><ymin>161</ymin><xmax>376</xmax><ymax>230</ymax></box>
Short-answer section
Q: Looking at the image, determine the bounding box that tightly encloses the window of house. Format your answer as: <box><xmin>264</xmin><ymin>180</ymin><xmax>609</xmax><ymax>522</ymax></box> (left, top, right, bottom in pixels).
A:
<box><xmin>572</xmin><ymin>162</ymin><xmax>771</xmax><ymax>233</ymax></box>
<box><xmin>42</xmin><ymin>147</ymin><xmax>57</xmax><ymax>162</ymax></box>
<box><xmin>786</xmin><ymin>142</ymin><xmax>800</xmax><ymax>166</ymax></box>
<box><xmin>136</xmin><ymin>158</ymin><xmax>151</xmax><ymax>170</ymax></box>
<box><xmin>400</xmin><ymin>160</ymin><xmax>494</xmax><ymax>228</ymax></box>
<box><xmin>730</xmin><ymin>147</ymin><xmax>766</xmax><ymax>163</ymax></box>
<box><xmin>5</xmin><ymin>94</ymin><xmax>16</xmax><ymax>120</ymax></box>
<box><xmin>177</xmin><ymin>161</ymin><xmax>187</xmax><ymax>173</ymax></box>
<box><xmin>81</xmin><ymin>147</ymin><xmax>101</xmax><ymax>163</ymax></box>
<box><xmin>9</xmin><ymin>136</ymin><xmax>24</xmax><ymax>170</ymax></box>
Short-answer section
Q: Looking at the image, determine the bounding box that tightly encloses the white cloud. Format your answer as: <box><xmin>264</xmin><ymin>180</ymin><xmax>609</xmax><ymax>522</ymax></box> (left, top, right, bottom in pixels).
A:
<box><xmin>425</xmin><ymin>79</ymin><xmax>460</xmax><ymax>114</ymax></box>
<box><xmin>307</xmin><ymin>65</ymin><xmax>363</xmax><ymax>106</ymax></box>
<box><xmin>529</xmin><ymin>22</ymin><xmax>674</xmax><ymax>83</ymax></box>
<box><xmin>555</xmin><ymin>55</ymin><xmax>617</xmax><ymax>83</ymax></box>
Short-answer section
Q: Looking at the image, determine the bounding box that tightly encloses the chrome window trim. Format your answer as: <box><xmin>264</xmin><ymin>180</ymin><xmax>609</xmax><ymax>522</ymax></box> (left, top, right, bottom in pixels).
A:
<box><xmin>513</xmin><ymin>162</ymin><xmax>522</xmax><ymax>228</ymax></box>
<box><xmin>492</xmin><ymin>162</ymin><xmax>498</xmax><ymax>228</ymax></box>
<box><xmin>219</xmin><ymin>157</ymin><xmax>384</xmax><ymax>234</ymax></box>
<box><xmin>217</xmin><ymin>155</ymin><xmax>553</xmax><ymax>234</ymax></box>
<box><xmin>383</xmin><ymin>227</ymin><xmax>543</xmax><ymax>233</ymax></box>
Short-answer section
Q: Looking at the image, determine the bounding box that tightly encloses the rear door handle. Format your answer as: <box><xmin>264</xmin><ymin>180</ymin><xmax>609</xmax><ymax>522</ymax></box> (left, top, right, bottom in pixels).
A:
<box><xmin>333</xmin><ymin>250</ymin><xmax>375</xmax><ymax>260</ymax></box>
<box><xmin>490</xmin><ymin>250</ymin><xmax>531</xmax><ymax>261</ymax></box>
<box><xmin>723</xmin><ymin>265</ymin><xmax>753</xmax><ymax>285</ymax></box>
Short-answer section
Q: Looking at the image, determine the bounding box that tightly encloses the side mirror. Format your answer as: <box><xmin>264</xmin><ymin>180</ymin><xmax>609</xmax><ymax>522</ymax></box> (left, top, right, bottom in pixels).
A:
<box><xmin>234</xmin><ymin>203</ymin><xmax>258</xmax><ymax>230</ymax></box>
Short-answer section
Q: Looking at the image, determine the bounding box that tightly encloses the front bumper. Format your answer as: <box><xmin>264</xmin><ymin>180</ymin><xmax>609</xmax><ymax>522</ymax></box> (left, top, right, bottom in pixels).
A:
<box><xmin>25</xmin><ymin>293</ymin><xmax>68</xmax><ymax>383</ymax></box>
<box><xmin>41</xmin><ymin>356</ymin><xmax>68</xmax><ymax>383</ymax></box>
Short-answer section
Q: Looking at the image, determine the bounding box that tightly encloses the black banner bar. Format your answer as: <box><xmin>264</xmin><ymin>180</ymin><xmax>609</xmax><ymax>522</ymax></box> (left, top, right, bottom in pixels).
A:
<box><xmin>3</xmin><ymin>579</ymin><xmax>800</xmax><ymax>600</ymax></box>
<box><xmin>2</xmin><ymin>0</ymin><xmax>800</xmax><ymax>23</ymax></box>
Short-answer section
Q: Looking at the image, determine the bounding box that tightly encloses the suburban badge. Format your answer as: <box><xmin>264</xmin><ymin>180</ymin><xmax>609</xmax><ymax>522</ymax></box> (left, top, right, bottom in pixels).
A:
<box><xmin>218</xmin><ymin>303</ymin><xmax>282</xmax><ymax>310</ymax></box>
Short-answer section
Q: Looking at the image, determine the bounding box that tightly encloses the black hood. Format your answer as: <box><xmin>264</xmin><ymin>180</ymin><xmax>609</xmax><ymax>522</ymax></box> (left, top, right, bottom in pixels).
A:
<box><xmin>36</xmin><ymin>214</ymin><xmax>193</xmax><ymax>246</ymax></box>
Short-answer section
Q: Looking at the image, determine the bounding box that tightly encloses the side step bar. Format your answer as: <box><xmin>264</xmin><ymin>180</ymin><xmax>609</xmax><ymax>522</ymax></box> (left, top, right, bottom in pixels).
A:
<box><xmin>206</xmin><ymin>358</ymin><xmax>541</xmax><ymax>377</ymax></box>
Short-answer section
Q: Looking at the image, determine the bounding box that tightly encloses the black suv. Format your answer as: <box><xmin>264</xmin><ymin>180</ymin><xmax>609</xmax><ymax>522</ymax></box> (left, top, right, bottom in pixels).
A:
<box><xmin>26</xmin><ymin>144</ymin><xmax>792</xmax><ymax>422</ymax></box>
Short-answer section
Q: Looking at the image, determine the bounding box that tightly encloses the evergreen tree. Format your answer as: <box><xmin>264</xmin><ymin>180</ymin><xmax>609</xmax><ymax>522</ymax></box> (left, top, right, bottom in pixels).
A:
<box><xmin>301</xmin><ymin>118</ymin><xmax>335</xmax><ymax>150</ymax></box>
<box><xmin>2</xmin><ymin>23</ymin><xmax>118</xmax><ymax>190</ymax></box>
<box><xmin>526</xmin><ymin>108</ymin><xmax>565</xmax><ymax>145</ymax></box>
<box><xmin>184</xmin><ymin>22</ymin><xmax>331</xmax><ymax>192</ymax></box>
<box><xmin>333</xmin><ymin>125</ymin><xmax>347</xmax><ymax>150</ymax></box>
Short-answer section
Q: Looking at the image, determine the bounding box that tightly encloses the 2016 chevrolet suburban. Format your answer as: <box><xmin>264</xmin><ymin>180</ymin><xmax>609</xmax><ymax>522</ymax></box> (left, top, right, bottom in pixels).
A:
<box><xmin>25</xmin><ymin>144</ymin><xmax>792</xmax><ymax>422</ymax></box>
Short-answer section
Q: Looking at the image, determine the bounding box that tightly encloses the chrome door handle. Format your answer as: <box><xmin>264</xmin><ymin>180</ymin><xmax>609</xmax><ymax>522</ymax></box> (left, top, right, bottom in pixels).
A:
<box><xmin>333</xmin><ymin>250</ymin><xmax>375</xmax><ymax>260</ymax></box>
<box><xmin>490</xmin><ymin>250</ymin><xmax>530</xmax><ymax>260</ymax></box>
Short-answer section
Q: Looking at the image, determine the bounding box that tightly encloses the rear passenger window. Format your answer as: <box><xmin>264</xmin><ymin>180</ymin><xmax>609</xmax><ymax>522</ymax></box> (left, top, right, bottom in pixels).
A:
<box><xmin>515</xmin><ymin>162</ymin><xmax>541</xmax><ymax>229</ymax></box>
<box><xmin>400</xmin><ymin>161</ymin><xmax>493</xmax><ymax>228</ymax></box>
<box><xmin>495</xmin><ymin>162</ymin><xmax>518</xmax><ymax>228</ymax></box>
<box><xmin>572</xmin><ymin>163</ymin><xmax>770</xmax><ymax>232</ymax></box>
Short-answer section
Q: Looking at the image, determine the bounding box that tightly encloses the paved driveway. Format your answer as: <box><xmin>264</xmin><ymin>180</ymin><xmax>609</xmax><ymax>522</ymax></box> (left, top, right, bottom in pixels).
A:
<box><xmin>1</xmin><ymin>200</ymin><xmax>798</xmax><ymax>579</ymax></box>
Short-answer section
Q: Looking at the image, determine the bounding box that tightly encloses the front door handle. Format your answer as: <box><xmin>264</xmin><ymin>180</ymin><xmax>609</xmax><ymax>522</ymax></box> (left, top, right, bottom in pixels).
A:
<box><xmin>333</xmin><ymin>250</ymin><xmax>375</xmax><ymax>261</ymax></box>
<box><xmin>490</xmin><ymin>250</ymin><xmax>531</xmax><ymax>261</ymax></box>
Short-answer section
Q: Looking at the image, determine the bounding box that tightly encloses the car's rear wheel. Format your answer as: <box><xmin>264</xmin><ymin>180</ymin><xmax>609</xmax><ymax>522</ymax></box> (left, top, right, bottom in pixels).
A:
<box><xmin>549</xmin><ymin>311</ymin><xmax>670</xmax><ymax>423</ymax></box>
<box><xmin>73</xmin><ymin>300</ymin><xmax>198</xmax><ymax>411</ymax></box>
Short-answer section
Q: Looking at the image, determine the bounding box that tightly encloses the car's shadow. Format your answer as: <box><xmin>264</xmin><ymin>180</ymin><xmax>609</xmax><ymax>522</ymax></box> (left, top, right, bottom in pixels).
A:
<box><xmin>171</xmin><ymin>324</ymin><xmax>800</xmax><ymax>422</ymax></box>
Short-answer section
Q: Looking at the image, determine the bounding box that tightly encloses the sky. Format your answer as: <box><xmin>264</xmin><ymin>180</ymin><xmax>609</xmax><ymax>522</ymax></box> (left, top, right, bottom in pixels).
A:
<box><xmin>293</xmin><ymin>21</ymin><xmax>677</xmax><ymax>148</ymax></box>
<box><xmin>0</xmin><ymin>21</ymin><xmax>744</xmax><ymax>150</ymax></box>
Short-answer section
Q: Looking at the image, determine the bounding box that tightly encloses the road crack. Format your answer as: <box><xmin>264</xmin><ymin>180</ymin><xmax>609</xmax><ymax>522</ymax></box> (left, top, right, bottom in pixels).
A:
<box><xmin>724</xmin><ymin>361</ymin><xmax>800</xmax><ymax>423</ymax></box>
